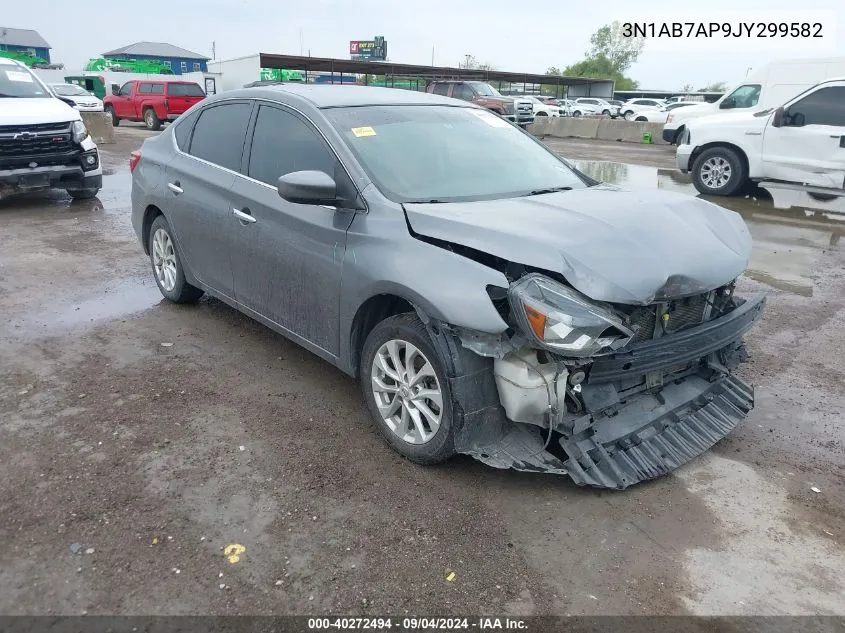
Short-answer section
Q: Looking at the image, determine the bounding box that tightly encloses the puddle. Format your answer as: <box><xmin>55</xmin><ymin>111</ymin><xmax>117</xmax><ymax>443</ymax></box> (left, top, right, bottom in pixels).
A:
<box><xmin>575</xmin><ymin>160</ymin><xmax>845</xmax><ymax>296</ymax></box>
<box><xmin>0</xmin><ymin>171</ymin><xmax>132</xmax><ymax>217</ymax></box>
<box><xmin>6</xmin><ymin>276</ymin><xmax>163</xmax><ymax>339</ymax></box>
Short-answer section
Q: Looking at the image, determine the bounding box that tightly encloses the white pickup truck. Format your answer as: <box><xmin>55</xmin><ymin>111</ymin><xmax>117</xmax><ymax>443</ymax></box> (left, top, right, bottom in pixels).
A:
<box><xmin>676</xmin><ymin>78</ymin><xmax>845</xmax><ymax>197</ymax></box>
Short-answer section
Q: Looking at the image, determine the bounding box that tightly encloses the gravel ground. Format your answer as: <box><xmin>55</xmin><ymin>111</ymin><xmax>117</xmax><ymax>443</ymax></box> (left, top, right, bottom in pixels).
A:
<box><xmin>1</xmin><ymin>126</ymin><xmax>843</xmax><ymax>616</ymax></box>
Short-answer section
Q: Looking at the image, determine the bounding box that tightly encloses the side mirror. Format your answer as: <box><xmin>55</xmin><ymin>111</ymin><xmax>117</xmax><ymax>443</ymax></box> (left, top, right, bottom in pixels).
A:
<box><xmin>719</xmin><ymin>97</ymin><xmax>736</xmax><ymax>109</ymax></box>
<box><xmin>771</xmin><ymin>106</ymin><xmax>785</xmax><ymax>128</ymax></box>
<box><xmin>277</xmin><ymin>171</ymin><xmax>338</xmax><ymax>206</ymax></box>
<box><xmin>56</xmin><ymin>96</ymin><xmax>77</xmax><ymax>108</ymax></box>
<box><xmin>111</xmin><ymin>85</ymin><xmax>120</xmax><ymax>96</ymax></box>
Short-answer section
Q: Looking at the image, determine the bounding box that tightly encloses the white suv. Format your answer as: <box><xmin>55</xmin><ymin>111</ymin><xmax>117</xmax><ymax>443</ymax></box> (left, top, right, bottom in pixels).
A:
<box><xmin>676</xmin><ymin>78</ymin><xmax>845</xmax><ymax>196</ymax></box>
<box><xmin>575</xmin><ymin>98</ymin><xmax>619</xmax><ymax>117</ymax></box>
<box><xmin>0</xmin><ymin>58</ymin><xmax>102</xmax><ymax>200</ymax></box>
<box><xmin>620</xmin><ymin>98</ymin><xmax>666</xmax><ymax>119</ymax></box>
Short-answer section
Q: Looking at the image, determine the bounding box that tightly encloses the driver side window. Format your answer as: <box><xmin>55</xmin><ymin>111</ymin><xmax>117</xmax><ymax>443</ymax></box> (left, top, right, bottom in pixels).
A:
<box><xmin>787</xmin><ymin>86</ymin><xmax>845</xmax><ymax>127</ymax></box>
<box><xmin>454</xmin><ymin>84</ymin><xmax>476</xmax><ymax>101</ymax></box>
<box><xmin>722</xmin><ymin>84</ymin><xmax>761</xmax><ymax>109</ymax></box>
<box><xmin>119</xmin><ymin>82</ymin><xmax>133</xmax><ymax>97</ymax></box>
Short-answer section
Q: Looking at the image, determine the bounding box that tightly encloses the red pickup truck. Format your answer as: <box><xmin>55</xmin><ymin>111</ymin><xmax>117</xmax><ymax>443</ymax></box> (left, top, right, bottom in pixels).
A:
<box><xmin>104</xmin><ymin>80</ymin><xmax>205</xmax><ymax>131</ymax></box>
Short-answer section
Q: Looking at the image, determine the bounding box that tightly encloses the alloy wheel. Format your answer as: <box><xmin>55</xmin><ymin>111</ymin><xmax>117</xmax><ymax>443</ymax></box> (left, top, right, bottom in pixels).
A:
<box><xmin>700</xmin><ymin>156</ymin><xmax>733</xmax><ymax>189</ymax></box>
<box><xmin>370</xmin><ymin>339</ymin><xmax>443</xmax><ymax>445</ymax></box>
<box><xmin>152</xmin><ymin>228</ymin><xmax>177</xmax><ymax>292</ymax></box>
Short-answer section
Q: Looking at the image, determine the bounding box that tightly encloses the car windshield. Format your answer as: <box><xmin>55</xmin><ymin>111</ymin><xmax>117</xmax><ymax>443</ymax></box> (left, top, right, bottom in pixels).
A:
<box><xmin>468</xmin><ymin>82</ymin><xmax>501</xmax><ymax>97</ymax></box>
<box><xmin>52</xmin><ymin>84</ymin><xmax>91</xmax><ymax>96</ymax></box>
<box><xmin>0</xmin><ymin>65</ymin><xmax>51</xmax><ymax>98</ymax></box>
<box><xmin>167</xmin><ymin>83</ymin><xmax>205</xmax><ymax>97</ymax></box>
<box><xmin>325</xmin><ymin>105</ymin><xmax>587</xmax><ymax>203</ymax></box>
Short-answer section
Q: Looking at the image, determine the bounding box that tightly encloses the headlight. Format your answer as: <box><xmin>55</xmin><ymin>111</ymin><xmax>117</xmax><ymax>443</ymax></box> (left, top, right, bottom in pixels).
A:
<box><xmin>71</xmin><ymin>120</ymin><xmax>88</xmax><ymax>143</ymax></box>
<box><xmin>508</xmin><ymin>274</ymin><xmax>633</xmax><ymax>357</ymax></box>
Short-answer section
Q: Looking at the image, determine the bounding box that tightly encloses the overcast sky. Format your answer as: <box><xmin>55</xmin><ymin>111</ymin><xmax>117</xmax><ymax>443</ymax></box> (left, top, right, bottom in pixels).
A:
<box><xmin>4</xmin><ymin>0</ymin><xmax>843</xmax><ymax>89</ymax></box>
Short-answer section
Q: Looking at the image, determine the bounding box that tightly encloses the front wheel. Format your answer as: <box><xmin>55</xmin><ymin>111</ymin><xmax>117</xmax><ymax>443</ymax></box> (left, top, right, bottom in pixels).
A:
<box><xmin>105</xmin><ymin>105</ymin><xmax>119</xmax><ymax>127</ymax></box>
<box><xmin>602</xmin><ymin>109</ymin><xmax>611</xmax><ymax>116</ymax></box>
<box><xmin>360</xmin><ymin>313</ymin><xmax>456</xmax><ymax>465</ymax></box>
<box><xmin>572</xmin><ymin>110</ymin><xmax>582</xmax><ymax>117</ymax></box>
<box><xmin>67</xmin><ymin>188</ymin><xmax>99</xmax><ymax>199</ymax></box>
<box><xmin>144</xmin><ymin>108</ymin><xmax>162</xmax><ymax>131</ymax></box>
<box><xmin>691</xmin><ymin>147</ymin><xmax>748</xmax><ymax>196</ymax></box>
<box><xmin>148</xmin><ymin>215</ymin><xmax>204</xmax><ymax>303</ymax></box>
<box><xmin>536</xmin><ymin>111</ymin><xmax>548</xmax><ymax>117</ymax></box>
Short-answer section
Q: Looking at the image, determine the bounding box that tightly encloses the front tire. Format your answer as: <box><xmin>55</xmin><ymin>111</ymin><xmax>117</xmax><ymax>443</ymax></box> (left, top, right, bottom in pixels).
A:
<box><xmin>691</xmin><ymin>147</ymin><xmax>748</xmax><ymax>196</ymax></box>
<box><xmin>148</xmin><ymin>215</ymin><xmax>203</xmax><ymax>303</ymax></box>
<box><xmin>66</xmin><ymin>188</ymin><xmax>99</xmax><ymax>199</ymax></box>
<box><xmin>144</xmin><ymin>108</ymin><xmax>162</xmax><ymax>131</ymax></box>
<box><xmin>572</xmin><ymin>110</ymin><xmax>582</xmax><ymax>117</ymax></box>
<box><xmin>105</xmin><ymin>105</ymin><xmax>119</xmax><ymax>127</ymax></box>
<box><xmin>360</xmin><ymin>313</ymin><xmax>456</xmax><ymax>465</ymax></box>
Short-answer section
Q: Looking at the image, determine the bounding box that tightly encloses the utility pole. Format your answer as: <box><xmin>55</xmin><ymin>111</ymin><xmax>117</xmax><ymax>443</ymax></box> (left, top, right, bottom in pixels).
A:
<box><xmin>211</xmin><ymin>41</ymin><xmax>216</xmax><ymax>60</ymax></box>
<box><xmin>431</xmin><ymin>45</ymin><xmax>434</xmax><ymax>66</ymax></box>
<box><xmin>300</xmin><ymin>30</ymin><xmax>304</xmax><ymax>56</ymax></box>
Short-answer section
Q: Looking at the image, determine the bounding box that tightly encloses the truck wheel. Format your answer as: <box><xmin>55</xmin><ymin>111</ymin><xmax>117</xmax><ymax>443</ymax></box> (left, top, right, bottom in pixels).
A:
<box><xmin>67</xmin><ymin>188</ymin><xmax>99</xmax><ymax>199</ymax></box>
<box><xmin>105</xmin><ymin>105</ymin><xmax>119</xmax><ymax>127</ymax></box>
<box><xmin>691</xmin><ymin>147</ymin><xmax>748</xmax><ymax>196</ymax></box>
<box><xmin>148</xmin><ymin>215</ymin><xmax>204</xmax><ymax>303</ymax></box>
<box><xmin>359</xmin><ymin>313</ymin><xmax>456</xmax><ymax>465</ymax></box>
<box><xmin>536</xmin><ymin>111</ymin><xmax>548</xmax><ymax>116</ymax></box>
<box><xmin>144</xmin><ymin>108</ymin><xmax>162</xmax><ymax>131</ymax></box>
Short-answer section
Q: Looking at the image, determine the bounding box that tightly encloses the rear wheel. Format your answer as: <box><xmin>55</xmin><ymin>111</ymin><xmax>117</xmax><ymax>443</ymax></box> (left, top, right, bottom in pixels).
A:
<box><xmin>691</xmin><ymin>147</ymin><xmax>748</xmax><ymax>196</ymax></box>
<box><xmin>105</xmin><ymin>105</ymin><xmax>119</xmax><ymax>126</ymax></box>
<box><xmin>635</xmin><ymin>116</ymin><xmax>648</xmax><ymax>122</ymax></box>
<box><xmin>144</xmin><ymin>108</ymin><xmax>162</xmax><ymax>131</ymax></box>
<box><xmin>359</xmin><ymin>313</ymin><xmax>456</xmax><ymax>465</ymax></box>
<box><xmin>148</xmin><ymin>215</ymin><xmax>203</xmax><ymax>303</ymax></box>
<box><xmin>536</xmin><ymin>111</ymin><xmax>548</xmax><ymax>116</ymax></box>
<box><xmin>572</xmin><ymin>110</ymin><xmax>582</xmax><ymax>117</ymax></box>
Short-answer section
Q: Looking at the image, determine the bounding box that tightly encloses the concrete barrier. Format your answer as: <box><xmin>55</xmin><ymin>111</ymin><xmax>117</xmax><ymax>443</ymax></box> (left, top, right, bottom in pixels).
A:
<box><xmin>81</xmin><ymin>112</ymin><xmax>115</xmax><ymax>145</ymax></box>
<box><xmin>529</xmin><ymin>117</ymin><xmax>668</xmax><ymax>145</ymax></box>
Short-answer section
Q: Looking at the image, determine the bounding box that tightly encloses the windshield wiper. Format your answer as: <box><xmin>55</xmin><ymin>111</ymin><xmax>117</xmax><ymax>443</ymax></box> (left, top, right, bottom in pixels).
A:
<box><xmin>404</xmin><ymin>199</ymin><xmax>448</xmax><ymax>204</ymax></box>
<box><xmin>527</xmin><ymin>186</ymin><xmax>573</xmax><ymax>196</ymax></box>
<box><xmin>0</xmin><ymin>94</ymin><xmax>22</xmax><ymax>98</ymax></box>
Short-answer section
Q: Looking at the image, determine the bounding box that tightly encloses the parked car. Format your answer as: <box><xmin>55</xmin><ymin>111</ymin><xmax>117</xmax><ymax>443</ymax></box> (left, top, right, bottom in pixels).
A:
<box><xmin>677</xmin><ymin>78</ymin><xmax>845</xmax><ymax>196</ymax></box>
<box><xmin>0</xmin><ymin>58</ymin><xmax>102</xmax><ymax>200</ymax></box>
<box><xmin>524</xmin><ymin>96</ymin><xmax>562</xmax><ymax>117</ymax></box>
<box><xmin>663</xmin><ymin>56</ymin><xmax>845</xmax><ymax>144</ymax></box>
<box><xmin>565</xmin><ymin>100</ymin><xmax>599</xmax><ymax>117</ymax></box>
<box><xmin>620</xmin><ymin>98</ymin><xmax>666</xmax><ymax>118</ymax></box>
<box><xmin>629</xmin><ymin>102</ymin><xmax>697</xmax><ymax>123</ymax></box>
<box><xmin>575</xmin><ymin>98</ymin><xmax>619</xmax><ymax>117</ymax></box>
<box><xmin>130</xmin><ymin>84</ymin><xmax>765</xmax><ymax>490</ymax></box>
<box><xmin>426</xmin><ymin>81</ymin><xmax>534</xmax><ymax>126</ymax></box>
<box><xmin>104</xmin><ymin>80</ymin><xmax>206</xmax><ymax>131</ymax></box>
<box><xmin>50</xmin><ymin>83</ymin><xmax>104</xmax><ymax>112</ymax></box>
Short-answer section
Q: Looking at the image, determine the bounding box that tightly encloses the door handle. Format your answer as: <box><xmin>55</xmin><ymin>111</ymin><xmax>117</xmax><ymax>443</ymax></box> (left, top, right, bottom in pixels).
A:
<box><xmin>168</xmin><ymin>182</ymin><xmax>183</xmax><ymax>195</ymax></box>
<box><xmin>232</xmin><ymin>207</ymin><xmax>256</xmax><ymax>223</ymax></box>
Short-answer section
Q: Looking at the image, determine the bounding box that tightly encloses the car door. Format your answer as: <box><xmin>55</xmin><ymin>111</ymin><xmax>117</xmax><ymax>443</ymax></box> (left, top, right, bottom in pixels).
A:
<box><xmin>164</xmin><ymin>101</ymin><xmax>253</xmax><ymax>299</ymax></box>
<box><xmin>114</xmin><ymin>82</ymin><xmax>135</xmax><ymax>118</ymax></box>
<box><xmin>761</xmin><ymin>83</ymin><xmax>845</xmax><ymax>189</ymax></box>
<box><xmin>227</xmin><ymin>103</ymin><xmax>357</xmax><ymax>356</ymax></box>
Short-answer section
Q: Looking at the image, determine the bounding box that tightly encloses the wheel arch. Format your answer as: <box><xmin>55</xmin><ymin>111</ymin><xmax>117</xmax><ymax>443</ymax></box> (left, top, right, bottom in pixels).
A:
<box><xmin>141</xmin><ymin>204</ymin><xmax>164</xmax><ymax>255</ymax></box>
<box><xmin>690</xmin><ymin>141</ymin><xmax>750</xmax><ymax>177</ymax></box>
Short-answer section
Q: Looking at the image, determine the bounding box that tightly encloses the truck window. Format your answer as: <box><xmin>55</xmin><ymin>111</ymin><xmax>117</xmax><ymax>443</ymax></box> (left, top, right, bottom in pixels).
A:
<box><xmin>167</xmin><ymin>83</ymin><xmax>205</xmax><ymax>97</ymax></box>
<box><xmin>119</xmin><ymin>82</ymin><xmax>133</xmax><ymax>97</ymax></box>
<box><xmin>150</xmin><ymin>84</ymin><xmax>165</xmax><ymax>94</ymax></box>
<box><xmin>722</xmin><ymin>84</ymin><xmax>761</xmax><ymax>109</ymax></box>
<box><xmin>453</xmin><ymin>84</ymin><xmax>475</xmax><ymax>101</ymax></box>
<box><xmin>139</xmin><ymin>83</ymin><xmax>152</xmax><ymax>94</ymax></box>
<box><xmin>431</xmin><ymin>83</ymin><xmax>450</xmax><ymax>96</ymax></box>
<box><xmin>788</xmin><ymin>86</ymin><xmax>845</xmax><ymax>127</ymax></box>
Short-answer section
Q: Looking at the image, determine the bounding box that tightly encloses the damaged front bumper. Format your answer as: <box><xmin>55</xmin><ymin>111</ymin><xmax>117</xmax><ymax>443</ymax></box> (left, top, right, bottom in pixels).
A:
<box><xmin>450</xmin><ymin>292</ymin><xmax>766</xmax><ymax>490</ymax></box>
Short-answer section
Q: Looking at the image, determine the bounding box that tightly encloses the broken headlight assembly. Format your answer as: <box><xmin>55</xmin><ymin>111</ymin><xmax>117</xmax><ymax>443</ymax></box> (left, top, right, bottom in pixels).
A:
<box><xmin>508</xmin><ymin>273</ymin><xmax>634</xmax><ymax>357</ymax></box>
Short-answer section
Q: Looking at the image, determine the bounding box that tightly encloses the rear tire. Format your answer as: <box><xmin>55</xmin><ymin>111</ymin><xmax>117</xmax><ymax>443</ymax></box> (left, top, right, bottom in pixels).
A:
<box><xmin>359</xmin><ymin>313</ymin><xmax>456</xmax><ymax>465</ymax></box>
<box><xmin>148</xmin><ymin>215</ymin><xmax>203</xmax><ymax>303</ymax></box>
<box><xmin>691</xmin><ymin>147</ymin><xmax>748</xmax><ymax>197</ymax></box>
<box><xmin>572</xmin><ymin>110</ymin><xmax>582</xmax><ymax>117</ymax></box>
<box><xmin>144</xmin><ymin>108</ymin><xmax>162</xmax><ymax>131</ymax></box>
<box><xmin>105</xmin><ymin>105</ymin><xmax>119</xmax><ymax>127</ymax></box>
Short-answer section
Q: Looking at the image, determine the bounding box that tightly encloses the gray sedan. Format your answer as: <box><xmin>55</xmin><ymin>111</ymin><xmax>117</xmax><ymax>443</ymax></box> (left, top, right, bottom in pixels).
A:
<box><xmin>130</xmin><ymin>85</ymin><xmax>765</xmax><ymax>489</ymax></box>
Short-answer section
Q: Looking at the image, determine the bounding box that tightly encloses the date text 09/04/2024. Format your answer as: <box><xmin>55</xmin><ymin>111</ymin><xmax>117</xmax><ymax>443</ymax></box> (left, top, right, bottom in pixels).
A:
<box><xmin>307</xmin><ymin>617</ymin><xmax>528</xmax><ymax>630</ymax></box>
<box><xmin>623</xmin><ymin>22</ymin><xmax>823</xmax><ymax>38</ymax></box>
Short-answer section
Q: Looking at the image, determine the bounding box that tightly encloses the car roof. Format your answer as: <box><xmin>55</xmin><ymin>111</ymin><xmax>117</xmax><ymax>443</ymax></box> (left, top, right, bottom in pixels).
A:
<box><xmin>0</xmin><ymin>57</ymin><xmax>23</xmax><ymax>67</ymax></box>
<box><xmin>216</xmin><ymin>84</ymin><xmax>471</xmax><ymax>109</ymax></box>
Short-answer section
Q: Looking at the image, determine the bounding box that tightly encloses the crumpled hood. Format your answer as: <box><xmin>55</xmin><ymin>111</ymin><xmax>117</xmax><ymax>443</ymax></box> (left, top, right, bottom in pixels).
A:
<box><xmin>403</xmin><ymin>186</ymin><xmax>751</xmax><ymax>305</ymax></box>
<box><xmin>0</xmin><ymin>97</ymin><xmax>80</xmax><ymax>125</ymax></box>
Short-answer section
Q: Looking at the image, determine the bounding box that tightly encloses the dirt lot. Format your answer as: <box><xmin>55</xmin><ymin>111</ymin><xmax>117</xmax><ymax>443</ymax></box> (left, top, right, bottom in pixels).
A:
<box><xmin>1</xmin><ymin>125</ymin><xmax>843</xmax><ymax>616</ymax></box>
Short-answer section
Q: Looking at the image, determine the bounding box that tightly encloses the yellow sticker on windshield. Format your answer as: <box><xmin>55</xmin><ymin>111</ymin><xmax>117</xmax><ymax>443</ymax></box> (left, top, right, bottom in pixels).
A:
<box><xmin>351</xmin><ymin>126</ymin><xmax>377</xmax><ymax>137</ymax></box>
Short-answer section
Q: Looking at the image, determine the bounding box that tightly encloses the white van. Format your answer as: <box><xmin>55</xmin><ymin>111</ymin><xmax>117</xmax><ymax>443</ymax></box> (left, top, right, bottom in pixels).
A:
<box><xmin>663</xmin><ymin>57</ymin><xmax>845</xmax><ymax>143</ymax></box>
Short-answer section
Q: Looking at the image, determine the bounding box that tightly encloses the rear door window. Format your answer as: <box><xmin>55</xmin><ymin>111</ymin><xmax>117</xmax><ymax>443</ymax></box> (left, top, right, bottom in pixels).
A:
<box><xmin>150</xmin><ymin>83</ymin><xmax>165</xmax><ymax>94</ymax></box>
<box><xmin>174</xmin><ymin>109</ymin><xmax>200</xmax><ymax>151</ymax></box>
<box><xmin>247</xmin><ymin>105</ymin><xmax>337</xmax><ymax>186</ymax></box>
<box><xmin>188</xmin><ymin>103</ymin><xmax>253</xmax><ymax>172</ymax></box>
<box><xmin>139</xmin><ymin>83</ymin><xmax>152</xmax><ymax>94</ymax></box>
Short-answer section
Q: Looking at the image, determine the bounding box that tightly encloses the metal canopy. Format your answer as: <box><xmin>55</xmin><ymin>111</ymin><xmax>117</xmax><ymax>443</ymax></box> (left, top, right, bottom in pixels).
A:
<box><xmin>258</xmin><ymin>53</ymin><xmax>613</xmax><ymax>96</ymax></box>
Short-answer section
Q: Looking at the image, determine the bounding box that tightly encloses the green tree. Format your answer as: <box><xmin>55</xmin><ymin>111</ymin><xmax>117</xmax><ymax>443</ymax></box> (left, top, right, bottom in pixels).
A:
<box><xmin>587</xmin><ymin>21</ymin><xmax>644</xmax><ymax>74</ymax></box>
<box><xmin>697</xmin><ymin>81</ymin><xmax>727</xmax><ymax>92</ymax></box>
<box><xmin>562</xmin><ymin>55</ymin><xmax>639</xmax><ymax>90</ymax></box>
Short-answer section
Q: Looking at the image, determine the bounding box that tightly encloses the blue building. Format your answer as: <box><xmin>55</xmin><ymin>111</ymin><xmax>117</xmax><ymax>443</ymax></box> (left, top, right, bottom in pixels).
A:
<box><xmin>0</xmin><ymin>27</ymin><xmax>51</xmax><ymax>63</ymax></box>
<box><xmin>102</xmin><ymin>42</ymin><xmax>209</xmax><ymax>75</ymax></box>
